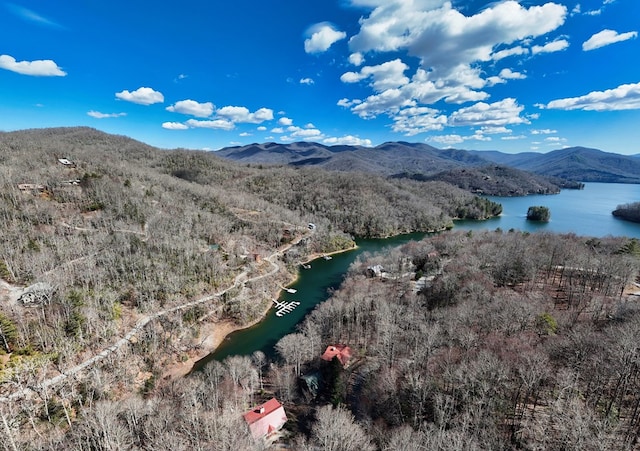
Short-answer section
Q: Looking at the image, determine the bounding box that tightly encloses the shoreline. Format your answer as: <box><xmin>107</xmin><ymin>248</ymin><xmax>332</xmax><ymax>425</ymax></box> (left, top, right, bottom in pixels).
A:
<box><xmin>161</xmin><ymin>244</ymin><xmax>358</xmax><ymax>380</ymax></box>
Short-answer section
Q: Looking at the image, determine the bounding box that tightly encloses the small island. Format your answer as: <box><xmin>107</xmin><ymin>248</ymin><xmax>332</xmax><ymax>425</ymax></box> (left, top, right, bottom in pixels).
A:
<box><xmin>612</xmin><ymin>201</ymin><xmax>640</xmax><ymax>223</ymax></box>
<box><xmin>527</xmin><ymin>205</ymin><xmax>551</xmax><ymax>222</ymax></box>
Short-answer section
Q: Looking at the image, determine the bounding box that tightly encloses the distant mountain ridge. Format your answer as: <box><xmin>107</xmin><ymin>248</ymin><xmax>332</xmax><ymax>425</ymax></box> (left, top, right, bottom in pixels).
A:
<box><xmin>216</xmin><ymin>141</ymin><xmax>640</xmax><ymax>186</ymax></box>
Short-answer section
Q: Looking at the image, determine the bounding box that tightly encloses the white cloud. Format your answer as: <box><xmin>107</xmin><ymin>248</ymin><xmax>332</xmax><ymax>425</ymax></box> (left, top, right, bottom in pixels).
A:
<box><xmin>186</xmin><ymin>118</ymin><xmax>234</xmax><ymax>130</ymax></box>
<box><xmin>544</xmin><ymin>136</ymin><xmax>566</xmax><ymax>142</ymax></box>
<box><xmin>166</xmin><ymin>99</ymin><xmax>214</xmax><ymax>117</ymax></box>
<box><xmin>338</xmin><ymin>1</ymin><xmax>567</xmax><ymax>135</ymax></box>
<box><xmin>531</xmin><ymin>39</ymin><xmax>569</xmax><ymax>54</ymax></box>
<box><xmin>87</xmin><ymin>111</ymin><xmax>126</xmax><ymax>119</ymax></box>
<box><xmin>300</xmin><ymin>77</ymin><xmax>315</xmax><ymax>85</ymax></box>
<box><xmin>582</xmin><ymin>29</ymin><xmax>638</xmax><ymax>51</ymax></box>
<box><xmin>278</xmin><ymin>117</ymin><xmax>293</xmax><ymax>126</ymax></box>
<box><xmin>257</xmin><ymin>126</ymin><xmax>267</xmax><ymax>131</ymax></box>
<box><xmin>304</xmin><ymin>22</ymin><xmax>347</xmax><ymax>53</ymax></box>
<box><xmin>351</xmin><ymin>88</ymin><xmax>415</xmax><ymax>119</ymax></box>
<box><xmin>480</xmin><ymin>126</ymin><xmax>512</xmax><ymax>134</ymax></box>
<box><xmin>239</xmin><ymin>132</ymin><xmax>252</xmax><ymax>137</ymax></box>
<box><xmin>429</xmin><ymin>134</ymin><xmax>464</xmax><ymax>146</ymax></box>
<box><xmin>349</xmin><ymin>1</ymin><xmax>567</xmax><ymax>77</ymax></box>
<box><xmin>271</xmin><ymin>127</ymin><xmax>285</xmax><ymax>133</ymax></box>
<box><xmin>349</xmin><ymin>52</ymin><xmax>365</xmax><ymax>66</ymax></box>
<box><xmin>0</xmin><ymin>54</ymin><xmax>66</xmax><ymax>76</ymax></box>
<box><xmin>323</xmin><ymin>136</ymin><xmax>373</xmax><ymax>146</ymax></box>
<box><xmin>491</xmin><ymin>46</ymin><xmax>529</xmax><ymax>61</ymax></box>
<box><xmin>448</xmin><ymin>98</ymin><xmax>527</xmax><ymax>127</ymax></box>
<box><xmin>543</xmin><ymin>82</ymin><xmax>640</xmax><ymax>111</ymax></box>
<box><xmin>501</xmin><ymin>135</ymin><xmax>526</xmax><ymax>140</ymax></box>
<box><xmin>6</xmin><ymin>4</ymin><xmax>63</xmax><ymax>29</ymax></box>
<box><xmin>499</xmin><ymin>68</ymin><xmax>526</xmax><ymax>80</ymax></box>
<box><xmin>216</xmin><ymin>106</ymin><xmax>274</xmax><ymax>123</ymax></box>
<box><xmin>290</xmin><ymin>127</ymin><xmax>322</xmax><ymax>139</ymax></box>
<box><xmin>392</xmin><ymin>106</ymin><xmax>447</xmax><ymax>135</ymax></box>
<box><xmin>531</xmin><ymin>128</ymin><xmax>557</xmax><ymax>134</ymax></box>
<box><xmin>162</xmin><ymin>122</ymin><xmax>189</xmax><ymax>130</ymax></box>
<box><xmin>115</xmin><ymin>87</ymin><xmax>164</xmax><ymax>105</ymax></box>
<box><xmin>341</xmin><ymin>59</ymin><xmax>410</xmax><ymax>91</ymax></box>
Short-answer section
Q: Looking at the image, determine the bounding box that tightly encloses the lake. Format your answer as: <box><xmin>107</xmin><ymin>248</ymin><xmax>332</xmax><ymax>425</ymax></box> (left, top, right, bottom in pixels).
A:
<box><xmin>195</xmin><ymin>182</ymin><xmax>640</xmax><ymax>365</ymax></box>
<box><xmin>456</xmin><ymin>182</ymin><xmax>640</xmax><ymax>237</ymax></box>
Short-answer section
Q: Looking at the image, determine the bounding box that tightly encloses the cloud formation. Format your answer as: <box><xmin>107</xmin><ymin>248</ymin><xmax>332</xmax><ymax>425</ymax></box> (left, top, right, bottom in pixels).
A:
<box><xmin>162</xmin><ymin>122</ymin><xmax>189</xmax><ymax>130</ymax></box>
<box><xmin>87</xmin><ymin>111</ymin><xmax>126</xmax><ymax>119</ymax></box>
<box><xmin>543</xmin><ymin>82</ymin><xmax>640</xmax><ymax>111</ymax></box>
<box><xmin>116</xmin><ymin>87</ymin><xmax>164</xmax><ymax>105</ymax></box>
<box><xmin>305</xmin><ymin>22</ymin><xmax>346</xmax><ymax>53</ymax></box>
<box><xmin>338</xmin><ymin>0</ymin><xmax>567</xmax><ymax>136</ymax></box>
<box><xmin>0</xmin><ymin>54</ymin><xmax>66</xmax><ymax>76</ymax></box>
<box><xmin>323</xmin><ymin>135</ymin><xmax>373</xmax><ymax>146</ymax></box>
<box><xmin>216</xmin><ymin>106</ymin><xmax>273</xmax><ymax>123</ymax></box>
<box><xmin>166</xmin><ymin>99</ymin><xmax>215</xmax><ymax>117</ymax></box>
<box><xmin>5</xmin><ymin>3</ymin><xmax>64</xmax><ymax>29</ymax></box>
<box><xmin>186</xmin><ymin>118</ymin><xmax>235</xmax><ymax>130</ymax></box>
<box><xmin>582</xmin><ymin>29</ymin><xmax>638</xmax><ymax>51</ymax></box>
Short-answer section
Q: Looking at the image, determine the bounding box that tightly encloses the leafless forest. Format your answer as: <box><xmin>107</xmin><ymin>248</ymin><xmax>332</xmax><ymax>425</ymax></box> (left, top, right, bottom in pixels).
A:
<box><xmin>0</xmin><ymin>127</ymin><xmax>505</xmax><ymax>449</ymax></box>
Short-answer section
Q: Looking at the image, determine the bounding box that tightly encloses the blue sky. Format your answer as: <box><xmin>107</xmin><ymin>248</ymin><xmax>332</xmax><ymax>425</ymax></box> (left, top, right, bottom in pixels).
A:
<box><xmin>1</xmin><ymin>0</ymin><xmax>639</xmax><ymax>154</ymax></box>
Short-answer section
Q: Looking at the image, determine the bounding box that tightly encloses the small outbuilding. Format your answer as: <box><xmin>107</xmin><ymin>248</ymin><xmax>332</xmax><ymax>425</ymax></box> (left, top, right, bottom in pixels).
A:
<box><xmin>321</xmin><ymin>344</ymin><xmax>352</xmax><ymax>367</ymax></box>
<box><xmin>243</xmin><ymin>398</ymin><xmax>288</xmax><ymax>441</ymax></box>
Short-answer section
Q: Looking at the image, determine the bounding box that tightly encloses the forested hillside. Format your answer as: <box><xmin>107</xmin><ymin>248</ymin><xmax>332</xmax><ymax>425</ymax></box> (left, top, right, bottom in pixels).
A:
<box><xmin>271</xmin><ymin>231</ymin><xmax>640</xmax><ymax>449</ymax></box>
<box><xmin>0</xmin><ymin>127</ymin><xmax>502</xmax><ymax>448</ymax></box>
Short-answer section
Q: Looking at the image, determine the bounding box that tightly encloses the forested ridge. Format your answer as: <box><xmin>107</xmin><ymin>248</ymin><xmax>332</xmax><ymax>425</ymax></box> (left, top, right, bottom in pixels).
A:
<box><xmin>0</xmin><ymin>127</ymin><xmax>502</xmax><ymax>448</ymax></box>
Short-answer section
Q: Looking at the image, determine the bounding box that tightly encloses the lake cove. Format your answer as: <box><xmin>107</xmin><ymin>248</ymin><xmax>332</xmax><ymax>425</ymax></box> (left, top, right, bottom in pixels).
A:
<box><xmin>194</xmin><ymin>182</ymin><xmax>640</xmax><ymax>366</ymax></box>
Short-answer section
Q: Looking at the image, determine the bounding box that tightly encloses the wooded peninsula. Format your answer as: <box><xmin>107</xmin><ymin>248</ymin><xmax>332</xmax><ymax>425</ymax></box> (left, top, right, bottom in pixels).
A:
<box><xmin>1</xmin><ymin>127</ymin><xmax>639</xmax><ymax>450</ymax></box>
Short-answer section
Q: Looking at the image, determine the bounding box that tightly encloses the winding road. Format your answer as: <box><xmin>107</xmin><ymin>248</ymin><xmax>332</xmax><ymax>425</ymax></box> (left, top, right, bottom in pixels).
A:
<box><xmin>0</xmin><ymin>227</ymin><xmax>310</xmax><ymax>403</ymax></box>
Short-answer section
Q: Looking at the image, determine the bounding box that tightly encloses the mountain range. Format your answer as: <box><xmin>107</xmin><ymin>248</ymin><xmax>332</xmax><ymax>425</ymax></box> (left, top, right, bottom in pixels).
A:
<box><xmin>216</xmin><ymin>142</ymin><xmax>640</xmax><ymax>185</ymax></box>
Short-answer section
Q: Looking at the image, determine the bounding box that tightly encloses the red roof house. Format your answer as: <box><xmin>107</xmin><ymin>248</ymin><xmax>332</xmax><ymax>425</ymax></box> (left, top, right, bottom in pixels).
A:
<box><xmin>321</xmin><ymin>344</ymin><xmax>352</xmax><ymax>367</ymax></box>
<box><xmin>243</xmin><ymin>398</ymin><xmax>288</xmax><ymax>440</ymax></box>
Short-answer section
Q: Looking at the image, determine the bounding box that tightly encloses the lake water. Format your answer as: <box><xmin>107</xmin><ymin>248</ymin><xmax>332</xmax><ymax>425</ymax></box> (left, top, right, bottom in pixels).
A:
<box><xmin>195</xmin><ymin>182</ymin><xmax>640</xmax><ymax>365</ymax></box>
<box><xmin>456</xmin><ymin>182</ymin><xmax>640</xmax><ymax>238</ymax></box>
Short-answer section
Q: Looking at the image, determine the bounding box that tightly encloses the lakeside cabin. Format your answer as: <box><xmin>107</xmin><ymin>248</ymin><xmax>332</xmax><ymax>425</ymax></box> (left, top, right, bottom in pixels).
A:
<box><xmin>321</xmin><ymin>344</ymin><xmax>352</xmax><ymax>367</ymax></box>
<box><xmin>243</xmin><ymin>398</ymin><xmax>288</xmax><ymax>441</ymax></box>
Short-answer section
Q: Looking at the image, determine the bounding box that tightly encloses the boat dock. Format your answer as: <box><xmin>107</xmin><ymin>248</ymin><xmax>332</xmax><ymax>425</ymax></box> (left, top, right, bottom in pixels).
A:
<box><xmin>273</xmin><ymin>299</ymin><xmax>301</xmax><ymax>317</ymax></box>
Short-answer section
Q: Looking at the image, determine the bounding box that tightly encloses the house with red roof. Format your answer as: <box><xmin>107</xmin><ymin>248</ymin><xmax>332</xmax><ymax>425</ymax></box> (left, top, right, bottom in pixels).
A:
<box><xmin>243</xmin><ymin>398</ymin><xmax>288</xmax><ymax>440</ymax></box>
<box><xmin>321</xmin><ymin>344</ymin><xmax>352</xmax><ymax>367</ymax></box>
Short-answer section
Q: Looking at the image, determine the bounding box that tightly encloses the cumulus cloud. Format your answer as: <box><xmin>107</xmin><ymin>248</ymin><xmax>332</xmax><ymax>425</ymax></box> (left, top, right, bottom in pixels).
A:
<box><xmin>257</xmin><ymin>126</ymin><xmax>267</xmax><ymax>131</ymax></box>
<box><xmin>531</xmin><ymin>39</ymin><xmax>569</xmax><ymax>54</ymax></box>
<box><xmin>428</xmin><ymin>134</ymin><xmax>464</xmax><ymax>146</ymax></box>
<box><xmin>304</xmin><ymin>22</ymin><xmax>346</xmax><ymax>53</ymax></box>
<box><xmin>491</xmin><ymin>46</ymin><xmax>529</xmax><ymax>61</ymax></box>
<box><xmin>185</xmin><ymin>118</ymin><xmax>235</xmax><ymax>130</ymax></box>
<box><xmin>162</xmin><ymin>122</ymin><xmax>189</xmax><ymax>130</ymax></box>
<box><xmin>338</xmin><ymin>1</ymin><xmax>566</xmax><ymax>135</ymax></box>
<box><xmin>216</xmin><ymin>106</ymin><xmax>274</xmax><ymax>123</ymax></box>
<box><xmin>349</xmin><ymin>0</ymin><xmax>566</xmax><ymax>77</ymax></box>
<box><xmin>531</xmin><ymin>129</ymin><xmax>557</xmax><ymax>134</ymax></box>
<box><xmin>287</xmin><ymin>125</ymin><xmax>323</xmax><ymax>139</ymax></box>
<box><xmin>349</xmin><ymin>52</ymin><xmax>365</xmax><ymax>66</ymax></box>
<box><xmin>392</xmin><ymin>106</ymin><xmax>447</xmax><ymax>135</ymax></box>
<box><xmin>499</xmin><ymin>68</ymin><xmax>526</xmax><ymax>80</ymax></box>
<box><xmin>87</xmin><ymin>111</ymin><xmax>126</xmax><ymax>119</ymax></box>
<box><xmin>166</xmin><ymin>99</ymin><xmax>214</xmax><ymax>117</ymax></box>
<box><xmin>543</xmin><ymin>82</ymin><xmax>640</xmax><ymax>111</ymax></box>
<box><xmin>300</xmin><ymin>77</ymin><xmax>315</xmax><ymax>85</ymax></box>
<box><xmin>278</xmin><ymin>117</ymin><xmax>293</xmax><ymax>126</ymax></box>
<box><xmin>582</xmin><ymin>29</ymin><xmax>638</xmax><ymax>51</ymax></box>
<box><xmin>448</xmin><ymin>98</ymin><xmax>527</xmax><ymax>127</ymax></box>
<box><xmin>115</xmin><ymin>87</ymin><xmax>164</xmax><ymax>105</ymax></box>
<box><xmin>341</xmin><ymin>59</ymin><xmax>410</xmax><ymax>91</ymax></box>
<box><xmin>0</xmin><ymin>54</ymin><xmax>66</xmax><ymax>76</ymax></box>
<box><xmin>323</xmin><ymin>136</ymin><xmax>373</xmax><ymax>146</ymax></box>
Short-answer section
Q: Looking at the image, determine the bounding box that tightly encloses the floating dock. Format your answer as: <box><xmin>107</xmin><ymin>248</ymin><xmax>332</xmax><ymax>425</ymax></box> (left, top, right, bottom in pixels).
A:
<box><xmin>273</xmin><ymin>299</ymin><xmax>301</xmax><ymax>317</ymax></box>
